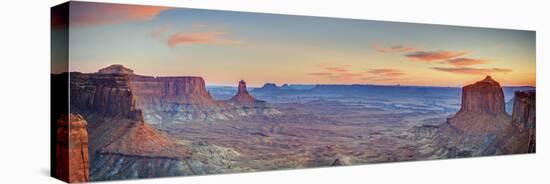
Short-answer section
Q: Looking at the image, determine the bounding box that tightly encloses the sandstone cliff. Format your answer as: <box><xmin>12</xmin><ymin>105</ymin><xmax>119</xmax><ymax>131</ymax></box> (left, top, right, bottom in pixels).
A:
<box><xmin>511</xmin><ymin>91</ymin><xmax>536</xmax><ymax>129</ymax></box>
<box><xmin>129</xmin><ymin>75</ymin><xmax>235</xmax><ymax>124</ymax></box>
<box><xmin>69</xmin><ymin>73</ymin><xmax>139</xmax><ymax>119</ymax></box>
<box><xmin>447</xmin><ymin>76</ymin><xmax>511</xmax><ymax>135</ymax></box>
<box><xmin>432</xmin><ymin>76</ymin><xmax>535</xmax><ymax>158</ymax></box>
<box><xmin>82</xmin><ymin>65</ymin><xmax>282</xmax><ymax>124</ymax></box>
<box><xmin>67</xmin><ymin>72</ymin><xmax>204</xmax><ymax>180</ymax></box>
<box><xmin>499</xmin><ymin>90</ymin><xmax>536</xmax><ymax>154</ymax></box>
<box><xmin>54</xmin><ymin>114</ymin><xmax>89</xmax><ymax>183</ymax></box>
<box><xmin>66</xmin><ymin>72</ymin><xmax>241</xmax><ymax>181</ymax></box>
<box><xmin>459</xmin><ymin>76</ymin><xmax>506</xmax><ymax>114</ymax></box>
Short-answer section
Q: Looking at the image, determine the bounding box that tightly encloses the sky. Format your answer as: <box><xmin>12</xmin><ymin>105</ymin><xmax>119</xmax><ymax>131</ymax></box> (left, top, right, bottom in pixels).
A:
<box><xmin>54</xmin><ymin>1</ymin><xmax>536</xmax><ymax>87</ymax></box>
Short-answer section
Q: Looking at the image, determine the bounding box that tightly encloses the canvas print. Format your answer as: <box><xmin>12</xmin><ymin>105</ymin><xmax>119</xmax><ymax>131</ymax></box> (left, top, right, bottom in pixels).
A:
<box><xmin>51</xmin><ymin>1</ymin><xmax>536</xmax><ymax>183</ymax></box>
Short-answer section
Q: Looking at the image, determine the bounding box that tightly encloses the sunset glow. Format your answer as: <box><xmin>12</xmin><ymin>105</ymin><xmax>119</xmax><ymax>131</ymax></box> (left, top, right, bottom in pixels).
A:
<box><xmin>56</xmin><ymin>2</ymin><xmax>536</xmax><ymax>87</ymax></box>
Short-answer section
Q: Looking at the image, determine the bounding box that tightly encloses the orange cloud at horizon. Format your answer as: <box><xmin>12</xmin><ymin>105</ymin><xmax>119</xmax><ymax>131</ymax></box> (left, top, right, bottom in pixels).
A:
<box><xmin>167</xmin><ymin>32</ymin><xmax>241</xmax><ymax>47</ymax></box>
<box><xmin>405</xmin><ymin>50</ymin><xmax>468</xmax><ymax>62</ymax></box>
<box><xmin>431</xmin><ymin>67</ymin><xmax>512</xmax><ymax>75</ymax></box>
<box><xmin>372</xmin><ymin>44</ymin><xmax>418</xmax><ymax>53</ymax></box>
<box><xmin>446</xmin><ymin>58</ymin><xmax>489</xmax><ymax>67</ymax></box>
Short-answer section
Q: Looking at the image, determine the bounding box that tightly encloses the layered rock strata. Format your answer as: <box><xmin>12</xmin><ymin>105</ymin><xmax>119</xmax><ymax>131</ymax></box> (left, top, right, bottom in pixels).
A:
<box><xmin>55</xmin><ymin>114</ymin><xmax>90</xmax><ymax>183</ymax></box>
<box><xmin>84</xmin><ymin>65</ymin><xmax>282</xmax><ymax>125</ymax></box>
<box><xmin>129</xmin><ymin>75</ymin><xmax>235</xmax><ymax>124</ymax></box>
<box><xmin>499</xmin><ymin>90</ymin><xmax>536</xmax><ymax>154</ymax></box>
<box><xmin>433</xmin><ymin>76</ymin><xmax>535</xmax><ymax>158</ymax></box>
<box><xmin>447</xmin><ymin>76</ymin><xmax>511</xmax><ymax>135</ymax></box>
<box><xmin>66</xmin><ymin>72</ymin><xmax>215</xmax><ymax>181</ymax></box>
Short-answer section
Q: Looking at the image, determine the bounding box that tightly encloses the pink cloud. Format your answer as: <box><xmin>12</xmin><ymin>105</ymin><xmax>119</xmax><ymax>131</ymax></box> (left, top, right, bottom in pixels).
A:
<box><xmin>307</xmin><ymin>72</ymin><xmax>332</xmax><ymax>76</ymax></box>
<box><xmin>367</xmin><ymin>69</ymin><xmax>406</xmax><ymax>77</ymax></box>
<box><xmin>360</xmin><ymin>76</ymin><xmax>397</xmax><ymax>82</ymax></box>
<box><xmin>405</xmin><ymin>50</ymin><xmax>468</xmax><ymax>62</ymax></box>
<box><xmin>70</xmin><ymin>2</ymin><xmax>170</xmax><ymax>27</ymax></box>
<box><xmin>326</xmin><ymin>66</ymin><xmax>350</xmax><ymax>73</ymax></box>
<box><xmin>372</xmin><ymin>44</ymin><xmax>417</xmax><ymax>53</ymax></box>
<box><xmin>307</xmin><ymin>64</ymin><xmax>407</xmax><ymax>83</ymax></box>
<box><xmin>167</xmin><ymin>32</ymin><xmax>240</xmax><ymax>47</ymax></box>
<box><xmin>308</xmin><ymin>63</ymin><xmax>366</xmax><ymax>81</ymax></box>
<box><xmin>432</xmin><ymin>67</ymin><xmax>512</xmax><ymax>75</ymax></box>
<box><xmin>446</xmin><ymin>58</ymin><xmax>489</xmax><ymax>67</ymax></box>
<box><xmin>361</xmin><ymin>68</ymin><xmax>406</xmax><ymax>82</ymax></box>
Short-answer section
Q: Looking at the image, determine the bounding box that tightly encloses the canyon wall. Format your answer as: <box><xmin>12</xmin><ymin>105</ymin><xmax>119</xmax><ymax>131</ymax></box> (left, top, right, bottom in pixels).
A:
<box><xmin>75</xmin><ymin>65</ymin><xmax>282</xmax><ymax>125</ymax></box>
<box><xmin>65</xmin><ymin>71</ymin><xmax>247</xmax><ymax>181</ymax></box>
<box><xmin>511</xmin><ymin>91</ymin><xmax>536</xmax><ymax>129</ymax></box>
<box><xmin>67</xmin><ymin>72</ymin><xmax>209</xmax><ymax>181</ymax></box>
<box><xmin>54</xmin><ymin>114</ymin><xmax>89</xmax><ymax>183</ymax></box>
<box><xmin>514</xmin><ymin>90</ymin><xmax>536</xmax><ymax>153</ymax></box>
<box><xmin>500</xmin><ymin>90</ymin><xmax>536</xmax><ymax>154</ymax></box>
<box><xmin>129</xmin><ymin>75</ymin><xmax>236</xmax><ymax>124</ymax></box>
<box><xmin>69</xmin><ymin>73</ymin><xmax>140</xmax><ymax>119</ymax></box>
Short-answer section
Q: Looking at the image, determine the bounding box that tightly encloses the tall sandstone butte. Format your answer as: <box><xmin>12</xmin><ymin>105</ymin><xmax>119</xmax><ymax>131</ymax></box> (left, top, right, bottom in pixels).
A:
<box><xmin>448</xmin><ymin>76</ymin><xmax>511</xmax><ymax>135</ymax></box>
<box><xmin>55</xmin><ymin>114</ymin><xmax>89</xmax><ymax>183</ymax></box>
<box><xmin>229</xmin><ymin>80</ymin><xmax>259</xmax><ymax>106</ymax></box>
<box><xmin>460</xmin><ymin>75</ymin><xmax>505</xmax><ymax>114</ymax></box>
<box><xmin>227</xmin><ymin>80</ymin><xmax>282</xmax><ymax>116</ymax></box>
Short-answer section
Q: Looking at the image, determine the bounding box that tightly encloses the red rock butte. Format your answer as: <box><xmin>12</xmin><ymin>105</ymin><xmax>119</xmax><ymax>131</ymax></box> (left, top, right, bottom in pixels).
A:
<box><xmin>459</xmin><ymin>75</ymin><xmax>505</xmax><ymax>115</ymax></box>
<box><xmin>448</xmin><ymin>75</ymin><xmax>511</xmax><ymax>134</ymax></box>
<box><xmin>229</xmin><ymin>80</ymin><xmax>258</xmax><ymax>106</ymax></box>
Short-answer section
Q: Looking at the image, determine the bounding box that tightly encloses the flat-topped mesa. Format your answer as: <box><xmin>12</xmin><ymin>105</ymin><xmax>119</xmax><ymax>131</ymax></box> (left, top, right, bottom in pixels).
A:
<box><xmin>69</xmin><ymin>73</ymin><xmax>142</xmax><ymax>121</ymax></box>
<box><xmin>130</xmin><ymin>75</ymin><xmax>220</xmax><ymax>107</ymax></box>
<box><xmin>97</xmin><ymin>64</ymin><xmax>134</xmax><ymax>75</ymax></box>
<box><xmin>129</xmin><ymin>75</ymin><xmax>233</xmax><ymax>124</ymax></box>
<box><xmin>459</xmin><ymin>75</ymin><xmax>505</xmax><ymax>115</ymax></box>
<box><xmin>229</xmin><ymin>80</ymin><xmax>260</xmax><ymax>106</ymax></box>
<box><xmin>252</xmin><ymin>83</ymin><xmax>279</xmax><ymax>92</ymax></box>
<box><xmin>448</xmin><ymin>76</ymin><xmax>511</xmax><ymax>134</ymax></box>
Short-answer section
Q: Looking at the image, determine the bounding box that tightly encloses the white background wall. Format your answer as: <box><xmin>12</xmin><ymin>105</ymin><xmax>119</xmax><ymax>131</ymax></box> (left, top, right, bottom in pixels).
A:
<box><xmin>0</xmin><ymin>0</ymin><xmax>548</xmax><ymax>183</ymax></box>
